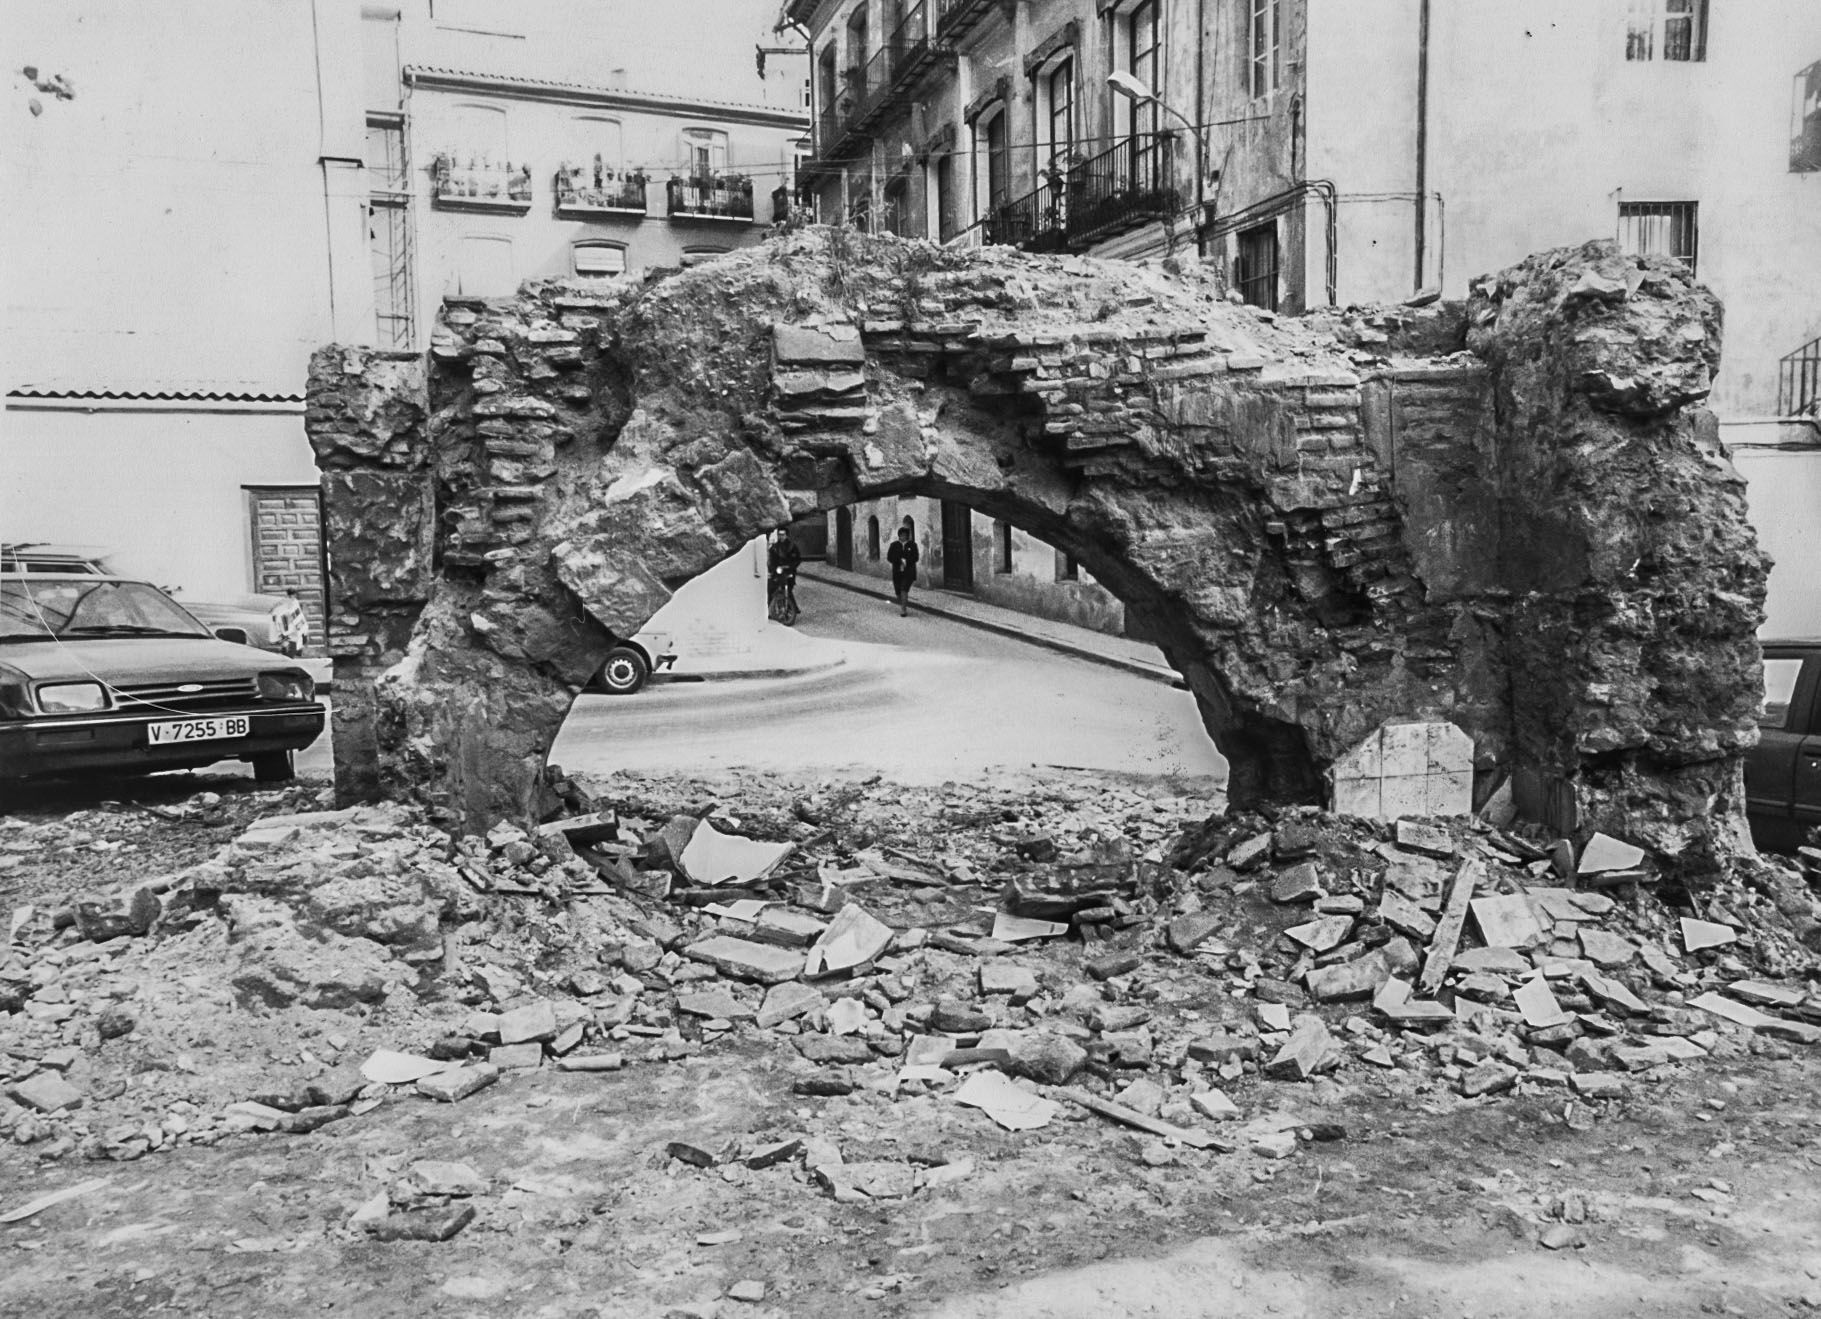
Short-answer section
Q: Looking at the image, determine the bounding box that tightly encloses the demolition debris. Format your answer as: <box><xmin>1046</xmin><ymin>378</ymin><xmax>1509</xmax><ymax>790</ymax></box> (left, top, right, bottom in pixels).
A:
<box><xmin>4</xmin><ymin>768</ymin><xmax>1817</xmax><ymax>1210</ymax></box>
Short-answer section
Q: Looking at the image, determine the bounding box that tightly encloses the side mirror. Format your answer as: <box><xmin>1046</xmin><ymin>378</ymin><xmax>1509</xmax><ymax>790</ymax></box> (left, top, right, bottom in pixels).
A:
<box><xmin>214</xmin><ymin>626</ymin><xmax>250</xmax><ymax>645</ymax></box>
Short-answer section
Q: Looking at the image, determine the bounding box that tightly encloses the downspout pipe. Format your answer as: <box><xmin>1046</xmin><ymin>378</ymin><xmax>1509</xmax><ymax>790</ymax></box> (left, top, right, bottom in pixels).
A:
<box><xmin>1414</xmin><ymin>0</ymin><xmax>1430</xmax><ymax>293</ymax></box>
<box><xmin>1194</xmin><ymin>0</ymin><xmax>1207</xmax><ymax>256</ymax></box>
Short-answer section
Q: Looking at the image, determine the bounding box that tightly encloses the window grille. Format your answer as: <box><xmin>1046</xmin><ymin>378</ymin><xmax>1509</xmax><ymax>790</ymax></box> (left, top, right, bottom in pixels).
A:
<box><xmin>1236</xmin><ymin>221</ymin><xmax>1280</xmax><ymax>311</ymax></box>
<box><xmin>1618</xmin><ymin>200</ymin><xmax>1698</xmax><ymax>273</ymax></box>
<box><xmin>1625</xmin><ymin>0</ymin><xmax>1707</xmax><ymax>62</ymax></box>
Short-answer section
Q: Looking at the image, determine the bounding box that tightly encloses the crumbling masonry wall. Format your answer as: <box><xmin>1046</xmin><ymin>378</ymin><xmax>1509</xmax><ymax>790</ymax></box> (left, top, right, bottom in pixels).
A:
<box><xmin>305</xmin><ymin>232</ymin><xmax>1766</xmax><ymax>879</ymax></box>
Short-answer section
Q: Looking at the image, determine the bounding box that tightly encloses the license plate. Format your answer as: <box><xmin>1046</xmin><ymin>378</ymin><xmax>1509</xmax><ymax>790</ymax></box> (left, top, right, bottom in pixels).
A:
<box><xmin>146</xmin><ymin>716</ymin><xmax>250</xmax><ymax>745</ymax></box>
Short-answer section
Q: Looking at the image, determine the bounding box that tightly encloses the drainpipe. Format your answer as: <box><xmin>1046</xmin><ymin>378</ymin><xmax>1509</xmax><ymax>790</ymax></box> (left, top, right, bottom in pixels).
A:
<box><xmin>1194</xmin><ymin>0</ymin><xmax>1207</xmax><ymax>256</ymax></box>
<box><xmin>1414</xmin><ymin>0</ymin><xmax>1430</xmax><ymax>294</ymax></box>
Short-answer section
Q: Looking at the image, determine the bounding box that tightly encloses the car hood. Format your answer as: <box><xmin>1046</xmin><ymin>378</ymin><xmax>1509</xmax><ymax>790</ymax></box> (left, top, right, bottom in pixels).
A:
<box><xmin>0</xmin><ymin>636</ymin><xmax>295</xmax><ymax>684</ymax></box>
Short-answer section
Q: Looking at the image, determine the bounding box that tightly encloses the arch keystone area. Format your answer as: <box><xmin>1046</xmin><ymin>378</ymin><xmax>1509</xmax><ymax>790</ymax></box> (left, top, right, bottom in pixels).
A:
<box><xmin>306</xmin><ymin>231</ymin><xmax>1766</xmax><ymax>880</ymax></box>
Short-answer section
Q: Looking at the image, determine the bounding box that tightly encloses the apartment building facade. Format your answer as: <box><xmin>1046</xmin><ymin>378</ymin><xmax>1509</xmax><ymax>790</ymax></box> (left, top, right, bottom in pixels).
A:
<box><xmin>787</xmin><ymin>0</ymin><xmax>1821</xmax><ymax>634</ymax></box>
<box><xmin>4</xmin><ymin>0</ymin><xmax>805</xmax><ymax>636</ymax></box>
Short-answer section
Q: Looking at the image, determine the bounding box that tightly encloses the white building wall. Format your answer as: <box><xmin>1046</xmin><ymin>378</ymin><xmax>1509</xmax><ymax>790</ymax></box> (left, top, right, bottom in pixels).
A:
<box><xmin>3</xmin><ymin>0</ymin><xmax>369</xmax><ymax>394</ymax></box>
<box><xmin>1304</xmin><ymin>0</ymin><xmax>1821</xmax><ymax>419</ymax></box>
<box><xmin>0</xmin><ymin>407</ymin><xmax>318</xmax><ymax>600</ymax></box>
<box><xmin>1732</xmin><ymin>445</ymin><xmax>1821</xmax><ymax>639</ymax></box>
<box><xmin>643</xmin><ymin>536</ymin><xmax>772</xmax><ymax>667</ymax></box>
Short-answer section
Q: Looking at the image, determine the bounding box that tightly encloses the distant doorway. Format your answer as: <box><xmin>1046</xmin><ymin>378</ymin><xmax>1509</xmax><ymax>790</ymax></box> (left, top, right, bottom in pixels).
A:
<box><xmin>940</xmin><ymin>499</ymin><xmax>974</xmax><ymax>591</ymax></box>
<box><xmin>833</xmin><ymin>506</ymin><xmax>854</xmax><ymax>569</ymax></box>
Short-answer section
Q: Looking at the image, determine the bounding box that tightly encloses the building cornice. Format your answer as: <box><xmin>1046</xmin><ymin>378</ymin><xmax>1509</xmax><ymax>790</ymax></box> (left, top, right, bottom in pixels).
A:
<box><xmin>404</xmin><ymin>66</ymin><xmax>810</xmax><ymax>132</ymax></box>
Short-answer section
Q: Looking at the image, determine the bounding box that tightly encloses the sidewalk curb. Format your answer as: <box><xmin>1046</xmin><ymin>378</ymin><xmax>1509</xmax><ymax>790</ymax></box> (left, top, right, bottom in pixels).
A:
<box><xmin>652</xmin><ymin>655</ymin><xmax>848</xmax><ymax>685</ymax></box>
<box><xmin>802</xmin><ymin>567</ymin><xmax>1181</xmax><ymax>687</ymax></box>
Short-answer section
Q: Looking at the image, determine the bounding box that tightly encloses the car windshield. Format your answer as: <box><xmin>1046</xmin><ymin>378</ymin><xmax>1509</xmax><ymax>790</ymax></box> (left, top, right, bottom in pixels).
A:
<box><xmin>0</xmin><ymin>579</ymin><xmax>212</xmax><ymax>642</ymax></box>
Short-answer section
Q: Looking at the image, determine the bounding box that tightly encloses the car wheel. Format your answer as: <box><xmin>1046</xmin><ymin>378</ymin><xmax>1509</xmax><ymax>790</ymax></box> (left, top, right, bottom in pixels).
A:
<box><xmin>598</xmin><ymin>646</ymin><xmax>649</xmax><ymax>695</ymax></box>
<box><xmin>252</xmin><ymin>750</ymin><xmax>295</xmax><ymax>783</ymax></box>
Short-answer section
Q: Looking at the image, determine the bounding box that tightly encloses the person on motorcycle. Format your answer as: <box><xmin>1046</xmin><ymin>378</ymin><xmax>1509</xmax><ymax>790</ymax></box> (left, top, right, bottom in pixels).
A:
<box><xmin>767</xmin><ymin>527</ymin><xmax>802</xmax><ymax>621</ymax></box>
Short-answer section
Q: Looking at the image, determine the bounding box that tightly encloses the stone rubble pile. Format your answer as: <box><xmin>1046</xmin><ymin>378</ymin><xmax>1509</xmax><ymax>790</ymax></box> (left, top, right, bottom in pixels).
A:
<box><xmin>4</xmin><ymin>772</ymin><xmax>1818</xmax><ymax>1202</ymax></box>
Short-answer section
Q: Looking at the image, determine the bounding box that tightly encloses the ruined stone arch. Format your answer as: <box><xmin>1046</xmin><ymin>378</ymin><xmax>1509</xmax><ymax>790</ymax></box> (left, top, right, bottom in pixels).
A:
<box><xmin>308</xmin><ymin>230</ymin><xmax>1766</xmax><ymax>884</ymax></box>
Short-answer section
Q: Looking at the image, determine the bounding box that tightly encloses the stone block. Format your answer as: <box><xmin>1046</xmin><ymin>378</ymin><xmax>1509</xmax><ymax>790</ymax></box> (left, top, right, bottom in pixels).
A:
<box><xmin>9</xmin><ymin>1072</ymin><xmax>84</xmax><ymax>1112</ymax></box>
<box><xmin>488</xmin><ymin>1042</ymin><xmax>542</xmax><ymax>1070</ymax></box>
<box><xmin>1271</xmin><ymin>862</ymin><xmax>1324</xmax><ymax>904</ymax></box>
<box><xmin>773</xmin><ymin>323</ymin><xmax>865</xmax><ymax>365</ymax></box>
<box><xmin>416</xmin><ymin>1063</ymin><xmax>500</xmax><ymax>1103</ymax></box>
<box><xmin>1265</xmin><ymin>1015</ymin><xmax>1340</xmax><ymax>1080</ymax></box>
<box><xmin>1305</xmin><ymin>952</ymin><xmax>1390</xmax><ymax>1002</ymax></box>
<box><xmin>496</xmin><ymin>1000</ymin><xmax>558</xmax><ymax>1045</ymax></box>
<box><xmin>686</xmin><ymin>936</ymin><xmax>805</xmax><ymax>985</ymax></box>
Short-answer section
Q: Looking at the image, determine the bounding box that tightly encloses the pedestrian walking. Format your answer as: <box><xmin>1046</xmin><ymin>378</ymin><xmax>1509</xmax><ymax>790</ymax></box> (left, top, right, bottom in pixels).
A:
<box><xmin>886</xmin><ymin>523</ymin><xmax>919</xmax><ymax>616</ymax></box>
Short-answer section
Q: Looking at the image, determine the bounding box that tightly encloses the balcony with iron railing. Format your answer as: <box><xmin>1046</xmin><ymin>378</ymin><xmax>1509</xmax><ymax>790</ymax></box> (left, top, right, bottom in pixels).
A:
<box><xmin>553</xmin><ymin>162</ymin><xmax>649</xmax><ymax>218</ymax></box>
<box><xmin>665</xmin><ymin>173</ymin><xmax>755</xmax><ymax>223</ymax></box>
<box><xmin>431</xmin><ymin>154</ymin><xmax>533</xmax><ymax>212</ymax></box>
<box><xmin>937</xmin><ymin>0</ymin><xmax>997</xmax><ymax>40</ymax></box>
<box><xmin>811</xmin><ymin>6</ymin><xmax>937</xmax><ymax>164</ymax></box>
<box><xmin>1780</xmin><ymin>334</ymin><xmax>1821</xmax><ymax>417</ymax></box>
<box><xmin>971</xmin><ymin>133</ymin><xmax>1178</xmax><ymax>253</ymax></box>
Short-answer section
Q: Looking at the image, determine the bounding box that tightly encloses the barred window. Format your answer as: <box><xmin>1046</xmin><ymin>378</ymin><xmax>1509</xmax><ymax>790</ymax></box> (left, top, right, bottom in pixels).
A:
<box><xmin>1618</xmin><ymin>201</ymin><xmax>1698</xmax><ymax>274</ymax></box>
<box><xmin>1625</xmin><ymin>0</ymin><xmax>1707</xmax><ymax>62</ymax></box>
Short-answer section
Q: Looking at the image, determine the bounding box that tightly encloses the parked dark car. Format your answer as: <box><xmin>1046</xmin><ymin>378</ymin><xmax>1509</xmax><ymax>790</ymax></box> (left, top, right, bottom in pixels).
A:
<box><xmin>1</xmin><ymin>543</ymin><xmax>310</xmax><ymax>657</ymax></box>
<box><xmin>0</xmin><ymin>573</ymin><xmax>325</xmax><ymax>784</ymax></box>
<box><xmin>1745</xmin><ymin>640</ymin><xmax>1821</xmax><ymax>852</ymax></box>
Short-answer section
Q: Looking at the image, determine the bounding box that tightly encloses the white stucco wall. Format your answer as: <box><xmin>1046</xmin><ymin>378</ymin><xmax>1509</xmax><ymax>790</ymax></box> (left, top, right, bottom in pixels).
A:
<box><xmin>2</xmin><ymin>0</ymin><xmax>370</xmax><ymax>394</ymax></box>
<box><xmin>1304</xmin><ymin>0</ymin><xmax>1821</xmax><ymax>418</ymax></box>
<box><xmin>644</xmin><ymin>536</ymin><xmax>771</xmax><ymax>665</ymax></box>
<box><xmin>0</xmin><ymin>406</ymin><xmax>318</xmax><ymax>600</ymax></box>
<box><xmin>1731</xmin><ymin>444</ymin><xmax>1821</xmax><ymax>639</ymax></box>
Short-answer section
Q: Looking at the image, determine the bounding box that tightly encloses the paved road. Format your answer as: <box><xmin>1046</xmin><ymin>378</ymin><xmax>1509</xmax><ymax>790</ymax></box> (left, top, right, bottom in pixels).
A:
<box><xmin>551</xmin><ymin>576</ymin><xmax>1226</xmax><ymax>786</ymax></box>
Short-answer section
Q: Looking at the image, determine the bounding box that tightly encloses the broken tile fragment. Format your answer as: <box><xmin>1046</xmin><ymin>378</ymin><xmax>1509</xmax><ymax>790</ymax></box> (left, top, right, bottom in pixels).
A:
<box><xmin>1513</xmin><ymin>976</ymin><xmax>1571</xmax><ymax>1029</ymax></box>
<box><xmin>804</xmin><ymin>902</ymin><xmax>894</xmax><ymax>976</ymax></box>
<box><xmin>1470</xmin><ymin>894</ymin><xmax>1545</xmax><ymax>949</ymax></box>
<box><xmin>1577</xmin><ymin>833</ymin><xmax>1645</xmax><ymax>875</ymax></box>
<box><xmin>1285</xmin><ymin>915</ymin><xmax>1353</xmax><ymax>952</ymax></box>
<box><xmin>1679</xmin><ymin>918</ymin><xmax>1736</xmax><ymax>953</ymax></box>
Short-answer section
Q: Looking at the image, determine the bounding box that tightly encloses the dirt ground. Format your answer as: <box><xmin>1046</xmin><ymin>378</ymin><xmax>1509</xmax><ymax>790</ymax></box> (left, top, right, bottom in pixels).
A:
<box><xmin>3</xmin><ymin>768</ymin><xmax>1820</xmax><ymax>1318</ymax></box>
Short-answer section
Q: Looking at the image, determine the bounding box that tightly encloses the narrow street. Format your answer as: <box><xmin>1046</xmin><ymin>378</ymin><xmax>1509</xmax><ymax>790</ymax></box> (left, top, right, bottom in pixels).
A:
<box><xmin>551</xmin><ymin>576</ymin><xmax>1226</xmax><ymax>787</ymax></box>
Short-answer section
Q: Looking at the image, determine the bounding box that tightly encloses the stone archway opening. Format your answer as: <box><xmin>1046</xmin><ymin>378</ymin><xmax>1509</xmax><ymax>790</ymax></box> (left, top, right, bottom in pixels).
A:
<box><xmin>308</xmin><ymin>229</ymin><xmax>1766</xmax><ymax>885</ymax></box>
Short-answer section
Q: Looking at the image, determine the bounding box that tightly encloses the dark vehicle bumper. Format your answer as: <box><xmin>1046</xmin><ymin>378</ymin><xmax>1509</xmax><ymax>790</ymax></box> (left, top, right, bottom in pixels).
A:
<box><xmin>0</xmin><ymin>702</ymin><xmax>325</xmax><ymax>780</ymax></box>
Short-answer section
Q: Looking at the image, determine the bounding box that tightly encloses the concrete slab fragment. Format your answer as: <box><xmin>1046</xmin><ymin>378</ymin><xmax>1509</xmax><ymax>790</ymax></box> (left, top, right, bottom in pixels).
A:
<box><xmin>686</xmin><ymin>935</ymin><xmax>805</xmax><ymax>985</ymax></box>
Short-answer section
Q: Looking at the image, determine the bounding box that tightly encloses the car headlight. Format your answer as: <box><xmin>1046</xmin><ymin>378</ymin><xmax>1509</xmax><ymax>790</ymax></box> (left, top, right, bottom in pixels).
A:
<box><xmin>258</xmin><ymin>671</ymin><xmax>314</xmax><ymax>703</ymax></box>
<box><xmin>38</xmin><ymin>681</ymin><xmax>109</xmax><ymax>714</ymax></box>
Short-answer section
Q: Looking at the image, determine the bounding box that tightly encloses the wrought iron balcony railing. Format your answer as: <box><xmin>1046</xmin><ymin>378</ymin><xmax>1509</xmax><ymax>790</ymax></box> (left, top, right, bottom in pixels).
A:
<box><xmin>665</xmin><ymin>174</ymin><xmax>754</xmax><ymax>222</ymax></box>
<box><xmin>937</xmin><ymin>0</ymin><xmax>996</xmax><ymax>40</ymax></box>
<box><xmin>812</xmin><ymin>7</ymin><xmax>936</xmax><ymax>164</ymax></box>
<box><xmin>1780</xmin><ymin>334</ymin><xmax>1821</xmax><ymax>417</ymax></box>
<box><xmin>431</xmin><ymin>155</ymin><xmax>532</xmax><ymax>211</ymax></box>
<box><xmin>554</xmin><ymin>164</ymin><xmax>648</xmax><ymax>216</ymax></box>
<box><xmin>971</xmin><ymin>133</ymin><xmax>1178</xmax><ymax>252</ymax></box>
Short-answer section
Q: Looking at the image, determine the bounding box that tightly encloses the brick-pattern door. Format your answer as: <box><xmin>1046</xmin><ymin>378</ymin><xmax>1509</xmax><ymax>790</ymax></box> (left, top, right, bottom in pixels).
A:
<box><xmin>247</xmin><ymin>486</ymin><xmax>327</xmax><ymax>655</ymax></box>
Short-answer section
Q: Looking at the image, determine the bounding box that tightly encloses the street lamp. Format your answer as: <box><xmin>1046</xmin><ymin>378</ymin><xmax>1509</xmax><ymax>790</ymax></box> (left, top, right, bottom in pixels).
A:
<box><xmin>1107</xmin><ymin>71</ymin><xmax>1208</xmax><ymax>249</ymax></box>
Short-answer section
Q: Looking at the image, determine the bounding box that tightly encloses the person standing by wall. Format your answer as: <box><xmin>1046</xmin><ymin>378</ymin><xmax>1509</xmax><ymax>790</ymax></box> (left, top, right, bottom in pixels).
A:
<box><xmin>886</xmin><ymin>523</ymin><xmax>919</xmax><ymax>617</ymax></box>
